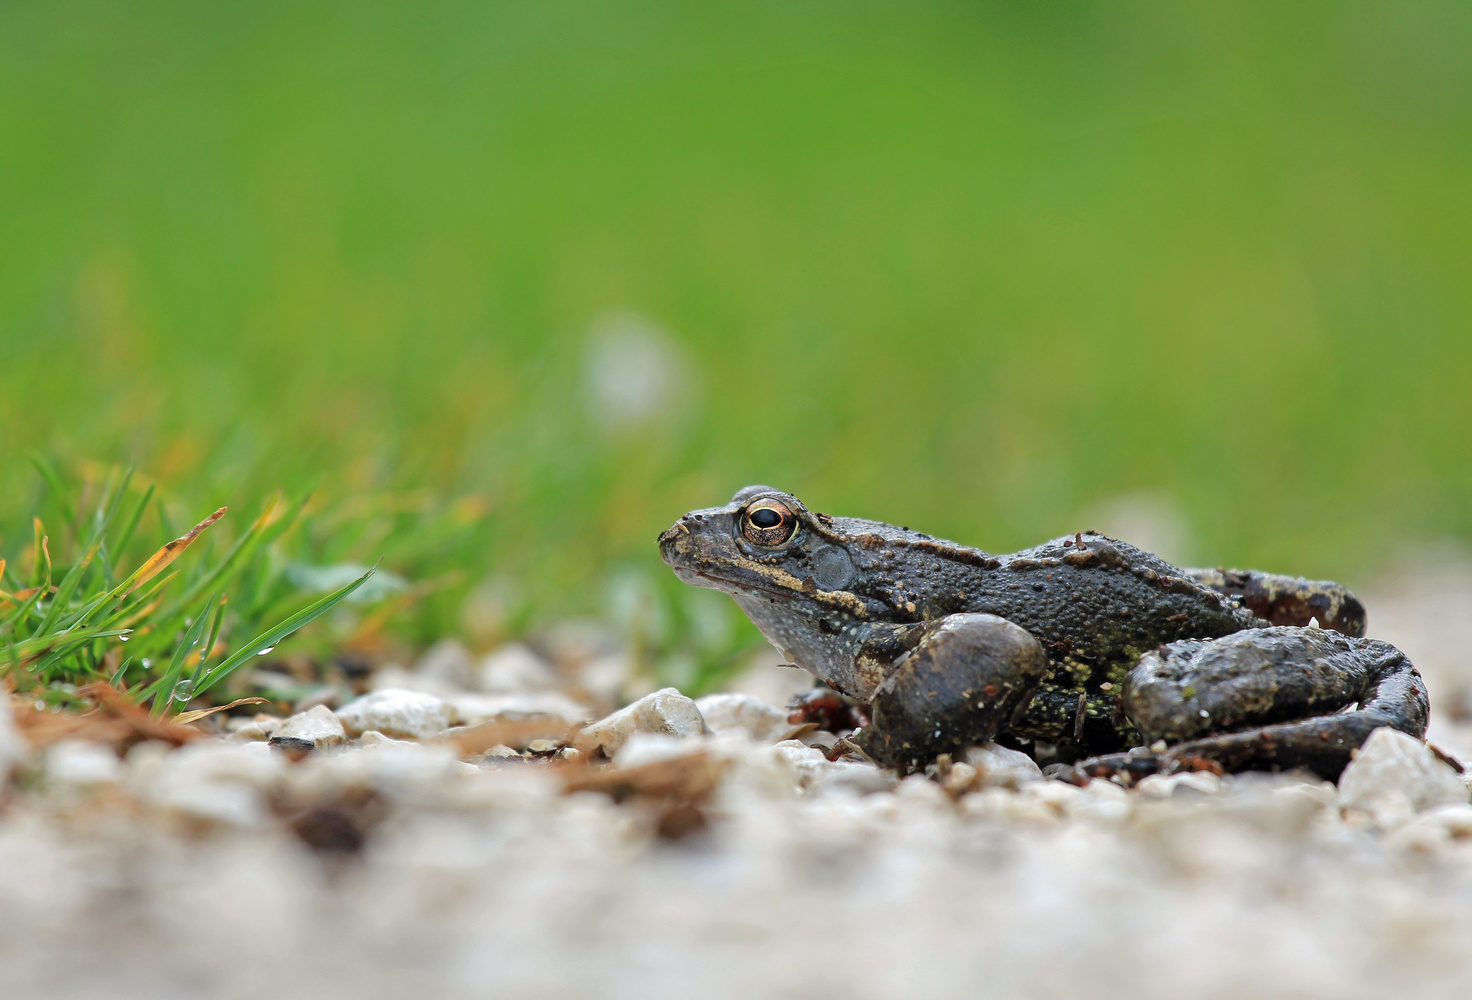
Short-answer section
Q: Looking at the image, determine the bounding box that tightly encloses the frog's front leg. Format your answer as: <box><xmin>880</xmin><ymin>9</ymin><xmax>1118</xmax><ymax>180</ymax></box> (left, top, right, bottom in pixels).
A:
<box><xmin>1066</xmin><ymin>626</ymin><xmax>1429</xmax><ymax>783</ymax></box>
<box><xmin>851</xmin><ymin>613</ymin><xmax>1049</xmax><ymax>772</ymax></box>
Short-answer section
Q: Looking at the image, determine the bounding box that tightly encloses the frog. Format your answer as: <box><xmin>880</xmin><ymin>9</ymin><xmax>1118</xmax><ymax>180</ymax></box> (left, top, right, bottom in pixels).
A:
<box><xmin>658</xmin><ymin>485</ymin><xmax>1431</xmax><ymax>781</ymax></box>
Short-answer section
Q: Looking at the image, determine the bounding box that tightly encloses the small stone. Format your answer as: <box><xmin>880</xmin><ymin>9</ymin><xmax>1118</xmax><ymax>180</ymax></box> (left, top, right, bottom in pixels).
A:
<box><xmin>573</xmin><ymin>687</ymin><xmax>707</xmax><ymax>757</ymax></box>
<box><xmin>268</xmin><ymin>736</ymin><xmax>317</xmax><ymax>761</ymax></box>
<box><xmin>614</xmin><ymin>732</ymin><xmax>702</xmax><ymax>769</ymax></box>
<box><xmin>961</xmin><ymin>742</ymin><xmax>1044</xmax><ymax>788</ymax></box>
<box><xmin>358</xmin><ymin>730</ymin><xmax>417</xmax><ymax>747</ymax></box>
<box><xmin>276</xmin><ymin>704</ymin><xmax>347</xmax><ymax>746</ymax></box>
<box><xmin>336</xmin><ymin>688</ymin><xmax>453</xmax><ymax>740</ymax></box>
<box><xmin>136</xmin><ymin>740</ymin><xmax>282</xmax><ymax>827</ymax></box>
<box><xmin>526</xmin><ymin>739</ymin><xmax>561</xmax><ymax>754</ymax></box>
<box><xmin>44</xmin><ymin>740</ymin><xmax>121</xmax><ymax>791</ymax></box>
<box><xmin>1339</xmin><ymin>726</ymin><xmax>1469</xmax><ymax>825</ymax></box>
<box><xmin>769</xmin><ymin>740</ymin><xmax>896</xmax><ymax>795</ymax></box>
<box><xmin>414</xmin><ymin>638</ymin><xmax>476</xmax><ymax>690</ymax></box>
<box><xmin>478</xmin><ymin>643</ymin><xmax>559</xmax><ymax>694</ymax></box>
<box><xmin>941</xmin><ymin>761</ymin><xmax>980</xmax><ymax>796</ymax></box>
<box><xmin>485</xmin><ymin>744</ymin><xmax>521</xmax><ymax>758</ymax></box>
<box><xmin>695</xmin><ymin>692</ymin><xmax>790</xmax><ymax>742</ymax></box>
<box><xmin>448</xmin><ymin>691</ymin><xmax>588</xmax><ymax>729</ymax></box>
<box><xmin>1068</xmin><ymin>777</ymin><xmax>1132</xmax><ymax>821</ymax></box>
<box><xmin>1385</xmin><ymin>804</ymin><xmax>1472</xmax><ymax>857</ymax></box>
<box><xmin>1136</xmin><ymin>771</ymin><xmax>1223</xmax><ymax>799</ymax></box>
<box><xmin>230</xmin><ymin>714</ymin><xmax>284</xmax><ymax>741</ymax></box>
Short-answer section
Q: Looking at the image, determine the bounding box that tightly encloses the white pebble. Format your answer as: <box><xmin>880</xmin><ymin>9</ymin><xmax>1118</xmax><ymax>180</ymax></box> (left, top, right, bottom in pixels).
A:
<box><xmin>695</xmin><ymin>692</ymin><xmax>790</xmax><ymax>742</ymax></box>
<box><xmin>275</xmin><ymin>704</ymin><xmax>347</xmax><ymax>746</ymax></box>
<box><xmin>336</xmin><ymin>688</ymin><xmax>454</xmax><ymax>740</ymax></box>
<box><xmin>961</xmin><ymin>742</ymin><xmax>1044</xmax><ymax>787</ymax></box>
<box><xmin>43</xmin><ymin>740</ymin><xmax>121</xmax><ymax>791</ymax></box>
<box><xmin>228</xmin><ymin>714</ymin><xmax>283</xmax><ymax>741</ymax></box>
<box><xmin>573</xmin><ymin>687</ymin><xmax>707</xmax><ymax>757</ymax></box>
<box><xmin>477</xmin><ymin>643</ymin><xmax>559</xmax><ymax>694</ymax></box>
<box><xmin>613</xmin><ymin>732</ymin><xmax>703</xmax><ymax>769</ymax></box>
<box><xmin>448</xmin><ymin>691</ymin><xmax>589</xmax><ymax>728</ymax></box>
<box><xmin>1338</xmin><ymin>727</ymin><xmax>1469</xmax><ymax>826</ymax></box>
<box><xmin>413</xmin><ymin>638</ymin><xmax>476</xmax><ymax>689</ymax></box>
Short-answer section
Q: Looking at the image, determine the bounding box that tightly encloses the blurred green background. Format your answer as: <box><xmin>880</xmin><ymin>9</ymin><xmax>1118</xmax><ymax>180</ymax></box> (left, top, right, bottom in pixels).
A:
<box><xmin>2</xmin><ymin>0</ymin><xmax>1471</xmax><ymax>678</ymax></box>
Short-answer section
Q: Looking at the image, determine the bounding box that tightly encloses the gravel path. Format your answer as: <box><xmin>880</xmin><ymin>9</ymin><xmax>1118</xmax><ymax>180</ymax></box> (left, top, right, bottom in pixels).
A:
<box><xmin>3</xmin><ymin>558</ymin><xmax>1472</xmax><ymax>1000</ymax></box>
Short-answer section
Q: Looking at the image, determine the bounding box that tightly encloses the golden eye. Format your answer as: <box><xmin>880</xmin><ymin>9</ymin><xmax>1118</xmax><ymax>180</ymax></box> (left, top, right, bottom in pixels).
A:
<box><xmin>741</xmin><ymin>499</ymin><xmax>798</xmax><ymax>547</ymax></box>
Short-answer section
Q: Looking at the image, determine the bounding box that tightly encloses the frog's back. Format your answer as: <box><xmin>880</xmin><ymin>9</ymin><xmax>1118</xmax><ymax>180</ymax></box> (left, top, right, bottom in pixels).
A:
<box><xmin>958</xmin><ymin>531</ymin><xmax>1260</xmax><ymax>682</ymax></box>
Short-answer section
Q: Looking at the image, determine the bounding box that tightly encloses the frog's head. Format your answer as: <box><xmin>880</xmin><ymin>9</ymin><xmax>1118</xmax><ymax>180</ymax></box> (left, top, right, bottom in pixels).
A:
<box><xmin>658</xmin><ymin>485</ymin><xmax>903</xmax><ymax>685</ymax></box>
<box><xmin>658</xmin><ymin>484</ymin><xmax>864</xmax><ymax>596</ymax></box>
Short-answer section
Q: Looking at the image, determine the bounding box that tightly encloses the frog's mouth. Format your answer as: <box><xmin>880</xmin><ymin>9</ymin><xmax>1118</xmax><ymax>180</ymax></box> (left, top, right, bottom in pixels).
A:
<box><xmin>659</xmin><ymin>517</ymin><xmax>872</xmax><ymax>618</ymax></box>
<box><xmin>658</xmin><ymin>528</ymin><xmax>797</xmax><ymax>599</ymax></box>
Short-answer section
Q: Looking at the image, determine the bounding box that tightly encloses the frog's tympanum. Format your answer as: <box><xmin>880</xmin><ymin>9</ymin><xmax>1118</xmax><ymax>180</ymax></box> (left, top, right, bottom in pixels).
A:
<box><xmin>659</xmin><ymin>486</ymin><xmax>1430</xmax><ymax>780</ymax></box>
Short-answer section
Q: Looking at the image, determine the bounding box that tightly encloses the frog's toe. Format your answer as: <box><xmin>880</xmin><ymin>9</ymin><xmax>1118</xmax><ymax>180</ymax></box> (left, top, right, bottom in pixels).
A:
<box><xmin>1055</xmin><ymin>751</ymin><xmax>1165</xmax><ymax>786</ymax></box>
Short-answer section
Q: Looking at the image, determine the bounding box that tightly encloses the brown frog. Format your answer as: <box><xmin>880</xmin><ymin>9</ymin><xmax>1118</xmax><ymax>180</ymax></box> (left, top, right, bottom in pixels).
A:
<box><xmin>658</xmin><ymin>486</ymin><xmax>1430</xmax><ymax>780</ymax></box>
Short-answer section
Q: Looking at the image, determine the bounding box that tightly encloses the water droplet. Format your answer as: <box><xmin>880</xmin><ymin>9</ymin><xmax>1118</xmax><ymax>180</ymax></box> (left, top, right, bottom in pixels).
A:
<box><xmin>257</xmin><ymin>645</ymin><xmax>277</xmax><ymax>656</ymax></box>
<box><xmin>33</xmin><ymin>699</ymin><xmax>45</xmax><ymax>711</ymax></box>
<box><xmin>171</xmin><ymin>679</ymin><xmax>194</xmax><ymax>702</ymax></box>
<box><xmin>119</xmin><ymin>630</ymin><xmax>132</xmax><ymax>642</ymax></box>
<box><xmin>141</xmin><ymin>658</ymin><xmax>152</xmax><ymax>669</ymax></box>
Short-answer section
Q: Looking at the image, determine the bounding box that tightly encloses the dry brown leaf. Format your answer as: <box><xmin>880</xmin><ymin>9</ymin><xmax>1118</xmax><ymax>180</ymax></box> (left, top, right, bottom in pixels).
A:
<box><xmin>12</xmin><ymin>684</ymin><xmax>202</xmax><ymax>750</ymax></box>
<box><xmin>174</xmin><ymin>697</ymin><xmax>270</xmax><ymax>726</ymax></box>
<box><xmin>126</xmin><ymin>507</ymin><xmax>227</xmax><ymax>594</ymax></box>
<box><xmin>12</xmin><ymin>703</ymin><xmax>135</xmax><ymax>749</ymax></box>
<box><xmin>74</xmin><ymin>683</ymin><xmax>201</xmax><ymax>746</ymax></box>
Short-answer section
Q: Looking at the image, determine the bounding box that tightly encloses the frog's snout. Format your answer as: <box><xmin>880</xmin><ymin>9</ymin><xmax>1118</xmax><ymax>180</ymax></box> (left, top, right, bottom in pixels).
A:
<box><xmin>658</xmin><ymin>508</ymin><xmax>733</xmax><ymax>572</ymax></box>
<box><xmin>658</xmin><ymin>513</ymin><xmax>703</xmax><ymax>565</ymax></box>
<box><xmin>657</xmin><ymin>519</ymin><xmax>690</xmax><ymax>546</ymax></box>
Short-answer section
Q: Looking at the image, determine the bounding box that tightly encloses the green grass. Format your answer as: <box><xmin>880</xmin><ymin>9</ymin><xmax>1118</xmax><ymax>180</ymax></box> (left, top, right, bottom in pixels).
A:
<box><xmin>1</xmin><ymin>463</ymin><xmax>378</xmax><ymax>711</ymax></box>
<box><xmin>2</xmin><ymin>1</ymin><xmax>1472</xmax><ymax>692</ymax></box>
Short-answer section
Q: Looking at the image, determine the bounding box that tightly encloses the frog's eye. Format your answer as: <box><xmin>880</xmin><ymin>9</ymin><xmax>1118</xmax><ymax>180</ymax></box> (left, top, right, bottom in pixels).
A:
<box><xmin>741</xmin><ymin>499</ymin><xmax>798</xmax><ymax>547</ymax></box>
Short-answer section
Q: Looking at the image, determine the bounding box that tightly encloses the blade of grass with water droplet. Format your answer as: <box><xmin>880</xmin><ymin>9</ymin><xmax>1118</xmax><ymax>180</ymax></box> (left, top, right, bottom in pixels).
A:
<box><xmin>142</xmin><ymin>592</ymin><xmax>217</xmax><ymax>716</ymax></box>
<box><xmin>192</xmin><ymin>564</ymin><xmax>376</xmax><ymax>699</ymax></box>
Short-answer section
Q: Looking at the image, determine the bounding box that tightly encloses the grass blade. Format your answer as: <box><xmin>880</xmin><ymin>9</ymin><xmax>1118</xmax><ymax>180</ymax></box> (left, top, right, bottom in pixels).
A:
<box><xmin>124</xmin><ymin>507</ymin><xmax>227</xmax><ymax>596</ymax></box>
<box><xmin>29</xmin><ymin>455</ymin><xmax>77</xmax><ymax>534</ymax></box>
<box><xmin>113</xmin><ymin>482</ymin><xmax>156</xmax><ymax>560</ymax></box>
<box><xmin>145</xmin><ymin>594</ymin><xmax>216</xmax><ymax>716</ymax></box>
<box><xmin>193</xmin><ymin>564</ymin><xmax>376</xmax><ymax>698</ymax></box>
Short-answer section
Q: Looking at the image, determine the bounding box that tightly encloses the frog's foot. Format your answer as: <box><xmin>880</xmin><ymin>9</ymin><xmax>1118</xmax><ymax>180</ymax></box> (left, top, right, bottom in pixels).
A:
<box><xmin>787</xmin><ymin>686</ymin><xmax>871</xmax><ymax>734</ymax></box>
<box><xmin>852</xmin><ymin>613</ymin><xmax>1049</xmax><ymax>772</ymax></box>
<box><xmin>1118</xmin><ymin>626</ymin><xmax>1428</xmax><ymax>780</ymax></box>
<box><xmin>1184</xmin><ymin>567</ymin><xmax>1366</xmax><ymax>636</ymax></box>
<box><xmin>1059</xmin><ymin>751</ymin><xmax>1183</xmax><ymax>789</ymax></box>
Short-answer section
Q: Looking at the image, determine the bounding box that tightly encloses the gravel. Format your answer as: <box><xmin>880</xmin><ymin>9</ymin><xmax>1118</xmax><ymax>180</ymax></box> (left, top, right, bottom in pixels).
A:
<box><xmin>4</xmin><ymin>558</ymin><xmax>1472</xmax><ymax>999</ymax></box>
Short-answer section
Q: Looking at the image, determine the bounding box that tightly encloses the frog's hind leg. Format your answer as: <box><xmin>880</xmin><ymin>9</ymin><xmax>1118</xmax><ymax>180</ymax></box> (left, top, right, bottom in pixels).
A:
<box><xmin>852</xmin><ymin>613</ymin><xmax>1049</xmax><ymax>772</ymax></box>
<box><xmin>1067</xmin><ymin>626</ymin><xmax>1428</xmax><ymax>783</ymax></box>
<box><xmin>1185</xmin><ymin>567</ymin><xmax>1366</xmax><ymax>636</ymax></box>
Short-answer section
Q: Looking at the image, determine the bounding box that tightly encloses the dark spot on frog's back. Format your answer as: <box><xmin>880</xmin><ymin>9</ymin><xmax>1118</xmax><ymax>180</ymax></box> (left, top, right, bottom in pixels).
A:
<box><xmin>810</xmin><ymin>545</ymin><xmax>855</xmax><ymax>591</ymax></box>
